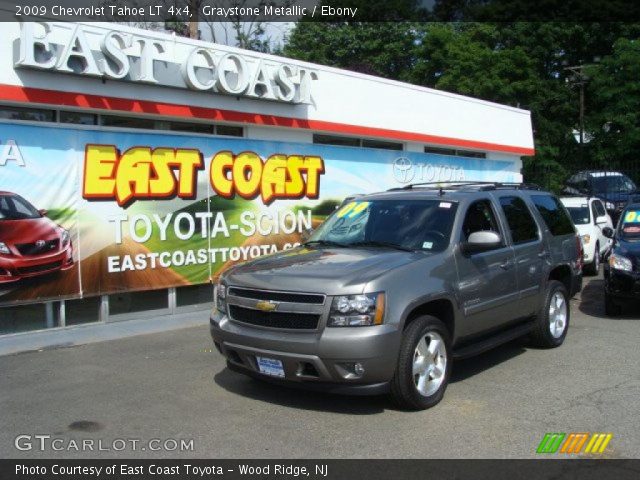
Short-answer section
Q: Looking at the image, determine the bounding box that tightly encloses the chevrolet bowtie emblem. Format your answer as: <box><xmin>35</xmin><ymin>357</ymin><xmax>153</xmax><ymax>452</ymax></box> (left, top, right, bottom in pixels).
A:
<box><xmin>256</xmin><ymin>300</ymin><xmax>278</xmax><ymax>312</ymax></box>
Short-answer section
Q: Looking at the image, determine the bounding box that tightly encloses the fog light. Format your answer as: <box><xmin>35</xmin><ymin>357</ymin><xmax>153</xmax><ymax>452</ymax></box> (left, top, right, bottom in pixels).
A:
<box><xmin>337</xmin><ymin>362</ymin><xmax>365</xmax><ymax>379</ymax></box>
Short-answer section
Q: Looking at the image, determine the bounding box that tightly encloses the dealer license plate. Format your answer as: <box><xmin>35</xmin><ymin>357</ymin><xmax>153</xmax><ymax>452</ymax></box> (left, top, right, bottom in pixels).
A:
<box><xmin>256</xmin><ymin>357</ymin><xmax>285</xmax><ymax>377</ymax></box>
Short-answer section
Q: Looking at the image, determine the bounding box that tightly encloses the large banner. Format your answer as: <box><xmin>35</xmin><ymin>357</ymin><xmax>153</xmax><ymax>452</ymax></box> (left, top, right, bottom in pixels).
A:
<box><xmin>0</xmin><ymin>122</ymin><xmax>519</xmax><ymax>305</ymax></box>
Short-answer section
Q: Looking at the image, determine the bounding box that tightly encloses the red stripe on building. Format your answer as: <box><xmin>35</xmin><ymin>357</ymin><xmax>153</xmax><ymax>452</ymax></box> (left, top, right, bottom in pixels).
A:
<box><xmin>0</xmin><ymin>84</ymin><xmax>535</xmax><ymax>156</ymax></box>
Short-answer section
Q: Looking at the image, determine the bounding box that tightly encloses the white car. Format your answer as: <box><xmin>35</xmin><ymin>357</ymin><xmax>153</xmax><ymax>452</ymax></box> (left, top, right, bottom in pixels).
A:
<box><xmin>561</xmin><ymin>196</ymin><xmax>614</xmax><ymax>275</ymax></box>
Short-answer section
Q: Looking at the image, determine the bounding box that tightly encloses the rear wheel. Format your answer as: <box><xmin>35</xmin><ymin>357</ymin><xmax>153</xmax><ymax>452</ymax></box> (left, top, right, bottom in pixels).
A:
<box><xmin>585</xmin><ymin>242</ymin><xmax>600</xmax><ymax>275</ymax></box>
<box><xmin>390</xmin><ymin>316</ymin><xmax>452</xmax><ymax>410</ymax></box>
<box><xmin>530</xmin><ymin>280</ymin><xmax>569</xmax><ymax>348</ymax></box>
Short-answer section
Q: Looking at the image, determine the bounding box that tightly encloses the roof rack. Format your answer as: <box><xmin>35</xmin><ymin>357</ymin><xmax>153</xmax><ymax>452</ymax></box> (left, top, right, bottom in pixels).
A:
<box><xmin>387</xmin><ymin>181</ymin><xmax>543</xmax><ymax>193</ymax></box>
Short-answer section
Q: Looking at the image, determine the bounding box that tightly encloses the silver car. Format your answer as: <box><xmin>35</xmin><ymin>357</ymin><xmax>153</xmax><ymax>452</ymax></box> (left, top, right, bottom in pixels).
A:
<box><xmin>210</xmin><ymin>183</ymin><xmax>583</xmax><ymax>410</ymax></box>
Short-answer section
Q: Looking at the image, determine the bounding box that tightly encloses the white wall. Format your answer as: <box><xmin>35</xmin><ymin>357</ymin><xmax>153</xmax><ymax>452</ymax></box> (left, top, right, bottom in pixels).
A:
<box><xmin>0</xmin><ymin>21</ymin><xmax>534</xmax><ymax>157</ymax></box>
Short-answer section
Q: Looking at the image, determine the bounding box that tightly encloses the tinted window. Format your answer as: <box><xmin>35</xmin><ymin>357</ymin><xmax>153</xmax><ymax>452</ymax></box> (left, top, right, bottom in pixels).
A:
<box><xmin>620</xmin><ymin>209</ymin><xmax>640</xmax><ymax>241</ymax></box>
<box><xmin>532</xmin><ymin>195</ymin><xmax>575</xmax><ymax>236</ymax></box>
<box><xmin>0</xmin><ymin>195</ymin><xmax>41</xmax><ymax>220</ymax></box>
<box><xmin>499</xmin><ymin>196</ymin><xmax>539</xmax><ymax>244</ymax></box>
<box><xmin>593</xmin><ymin>200</ymin><xmax>607</xmax><ymax>218</ymax></box>
<box><xmin>462</xmin><ymin>200</ymin><xmax>501</xmax><ymax>241</ymax></box>
<box><xmin>592</xmin><ymin>174</ymin><xmax>636</xmax><ymax>194</ymax></box>
<box><xmin>566</xmin><ymin>206</ymin><xmax>590</xmax><ymax>225</ymax></box>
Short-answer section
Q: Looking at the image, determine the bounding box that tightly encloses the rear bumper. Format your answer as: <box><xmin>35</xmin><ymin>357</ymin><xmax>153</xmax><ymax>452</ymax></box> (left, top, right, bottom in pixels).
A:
<box><xmin>210</xmin><ymin>311</ymin><xmax>401</xmax><ymax>393</ymax></box>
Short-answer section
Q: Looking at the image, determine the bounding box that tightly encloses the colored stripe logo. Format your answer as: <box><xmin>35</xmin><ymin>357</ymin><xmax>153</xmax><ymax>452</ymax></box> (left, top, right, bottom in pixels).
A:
<box><xmin>537</xmin><ymin>433</ymin><xmax>612</xmax><ymax>454</ymax></box>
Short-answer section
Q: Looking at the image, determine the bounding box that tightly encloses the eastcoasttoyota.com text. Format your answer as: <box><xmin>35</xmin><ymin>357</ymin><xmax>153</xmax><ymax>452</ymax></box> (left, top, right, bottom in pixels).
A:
<box><xmin>1</xmin><ymin>0</ymin><xmax>639</xmax><ymax>479</ymax></box>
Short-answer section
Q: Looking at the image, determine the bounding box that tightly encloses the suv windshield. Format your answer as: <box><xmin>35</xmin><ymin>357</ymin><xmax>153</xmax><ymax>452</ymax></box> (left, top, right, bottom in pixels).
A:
<box><xmin>620</xmin><ymin>209</ymin><xmax>640</xmax><ymax>241</ymax></box>
<box><xmin>0</xmin><ymin>194</ymin><xmax>41</xmax><ymax>220</ymax></box>
<box><xmin>592</xmin><ymin>174</ymin><xmax>637</xmax><ymax>194</ymax></box>
<box><xmin>308</xmin><ymin>199</ymin><xmax>458</xmax><ymax>252</ymax></box>
<box><xmin>566</xmin><ymin>206</ymin><xmax>590</xmax><ymax>225</ymax></box>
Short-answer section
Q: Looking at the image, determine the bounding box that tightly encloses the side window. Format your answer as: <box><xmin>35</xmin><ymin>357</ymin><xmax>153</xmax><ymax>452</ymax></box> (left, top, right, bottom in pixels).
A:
<box><xmin>594</xmin><ymin>200</ymin><xmax>606</xmax><ymax>218</ymax></box>
<box><xmin>590</xmin><ymin>202</ymin><xmax>599</xmax><ymax>223</ymax></box>
<box><xmin>499</xmin><ymin>196</ymin><xmax>539</xmax><ymax>244</ymax></box>
<box><xmin>462</xmin><ymin>200</ymin><xmax>501</xmax><ymax>241</ymax></box>
<box><xmin>531</xmin><ymin>194</ymin><xmax>575</xmax><ymax>236</ymax></box>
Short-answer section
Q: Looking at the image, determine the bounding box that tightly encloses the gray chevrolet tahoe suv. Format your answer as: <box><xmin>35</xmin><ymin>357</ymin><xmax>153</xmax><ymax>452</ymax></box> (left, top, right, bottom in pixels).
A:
<box><xmin>210</xmin><ymin>183</ymin><xmax>583</xmax><ymax>410</ymax></box>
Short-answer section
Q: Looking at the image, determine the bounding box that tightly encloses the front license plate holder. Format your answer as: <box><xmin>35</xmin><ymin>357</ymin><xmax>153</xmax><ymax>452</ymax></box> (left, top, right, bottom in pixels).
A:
<box><xmin>256</xmin><ymin>356</ymin><xmax>285</xmax><ymax>377</ymax></box>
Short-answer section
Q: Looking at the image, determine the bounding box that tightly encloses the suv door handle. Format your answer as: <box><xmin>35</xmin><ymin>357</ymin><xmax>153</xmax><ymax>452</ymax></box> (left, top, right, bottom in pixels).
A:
<box><xmin>499</xmin><ymin>260</ymin><xmax>514</xmax><ymax>270</ymax></box>
<box><xmin>537</xmin><ymin>251</ymin><xmax>549</xmax><ymax>258</ymax></box>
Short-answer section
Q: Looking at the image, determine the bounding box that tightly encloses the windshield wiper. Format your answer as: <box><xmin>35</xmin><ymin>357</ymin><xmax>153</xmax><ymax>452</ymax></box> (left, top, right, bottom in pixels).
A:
<box><xmin>350</xmin><ymin>240</ymin><xmax>415</xmax><ymax>252</ymax></box>
<box><xmin>303</xmin><ymin>240</ymin><xmax>349</xmax><ymax>248</ymax></box>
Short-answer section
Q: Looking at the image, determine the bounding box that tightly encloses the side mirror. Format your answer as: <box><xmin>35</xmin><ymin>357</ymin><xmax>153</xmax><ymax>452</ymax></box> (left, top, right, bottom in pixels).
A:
<box><xmin>38</xmin><ymin>209</ymin><xmax>47</xmax><ymax>217</ymax></box>
<box><xmin>602</xmin><ymin>227</ymin><xmax>614</xmax><ymax>239</ymax></box>
<box><xmin>462</xmin><ymin>231</ymin><xmax>502</xmax><ymax>254</ymax></box>
<box><xmin>595</xmin><ymin>215</ymin><xmax>608</xmax><ymax>225</ymax></box>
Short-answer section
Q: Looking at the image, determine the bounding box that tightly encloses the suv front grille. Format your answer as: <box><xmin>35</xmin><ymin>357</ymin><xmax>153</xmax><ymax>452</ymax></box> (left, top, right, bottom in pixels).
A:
<box><xmin>229</xmin><ymin>305</ymin><xmax>320</xmax><ymax>330</ymax></box>
<box><xmin>228</xmin><ymin>287</ymin><xmax>325</xmax><ymax>304</ymax></box>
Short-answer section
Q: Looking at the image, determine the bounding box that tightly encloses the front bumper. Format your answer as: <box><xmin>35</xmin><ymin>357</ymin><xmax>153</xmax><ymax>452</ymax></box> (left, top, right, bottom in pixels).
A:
<box><xmin>605</xmin><ymin>268</ymin><xmax>640</xmax><ymax>300</ymax></box>
<box><xmin>0</xmin><ymin>245</ymin><xmax>73</xmax><ymax>284</ymax></box>
<box><xmin>210</xmin><ymin>311</ymin><xmax>401</xmax><ymax>394</ymax></box>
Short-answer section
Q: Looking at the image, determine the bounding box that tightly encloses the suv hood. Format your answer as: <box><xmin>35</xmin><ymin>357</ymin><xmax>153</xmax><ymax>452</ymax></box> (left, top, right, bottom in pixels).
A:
<box><xmin>223</xmin><ymin>246</ymin><xmax>424</xmax><ymax>294</ymax></box>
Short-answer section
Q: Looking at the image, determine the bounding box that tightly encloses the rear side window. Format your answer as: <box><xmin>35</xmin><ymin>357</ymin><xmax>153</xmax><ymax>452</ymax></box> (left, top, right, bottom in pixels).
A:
<box><xmin>531</xmin><ymin>194</ymin><xmax>575</xmax><ymax>236</ymax></box>
<box><xmin>593</xmin><ymin>200</ymin><xmax>607</xmax><ymax>218</ymax></box>
<box><xmin>499</xmin><ymin>196</ymin><xmax>539</xmax><ymax>244</ymax></box>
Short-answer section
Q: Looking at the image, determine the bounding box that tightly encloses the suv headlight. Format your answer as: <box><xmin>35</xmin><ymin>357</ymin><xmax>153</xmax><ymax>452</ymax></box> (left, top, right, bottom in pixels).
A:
<box><xmin>214</xmin><ymin>283</ymin><xmax>227</xmax><ymax>313</ymax></box>
<box><xmin>328</xmin><ymin>293</ymin><xmax>385</xmax><ymax>327</ymax></box>
<box><xmin>609</xmin><ymin>254</ymin><xmax>633</xmax><ymax>272</ymax></box>
<box><xmin>605</xmin><ymin>201</ymin><xmax>615</xmax><ymax>210</ymax></box>
<box><xmin>0</xmin><ymin>242</ymin><xmax>10</xmax><ymax>255</ymax></box>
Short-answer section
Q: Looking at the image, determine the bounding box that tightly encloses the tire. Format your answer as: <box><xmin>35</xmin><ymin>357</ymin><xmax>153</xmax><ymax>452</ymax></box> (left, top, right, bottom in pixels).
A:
<box><xmin>530</xmin><ymin>280</ymin><xmax>570</xmax><ymax>348</ymax></box>
<box><xmin>604</xmin><ymin>293</ymin><xmax>622</xmax><ymax>316</ymax></box>
<box><xmin>584</xmin><ymin>243</ymin><xmax>600</xmax><ymax>276</ymax></box>
<box><xmin>390</xmin><ymin>315</ymin><xmax>452</xmax><ymax>410</ymax></box>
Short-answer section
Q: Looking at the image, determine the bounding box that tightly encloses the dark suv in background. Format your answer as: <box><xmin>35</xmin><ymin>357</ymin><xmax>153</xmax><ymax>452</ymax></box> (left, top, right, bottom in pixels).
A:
<box><xmin>603</xmin><ymin>201</ymin><xmax>640</xmax><ymax>315</ymax></box>
<box><xmin>210</xmin><ymin>183</ymin><xmax>583</xmax><ymax>410</ymax></box>
<box><xmin>564</xmin><ymin>170</ymin><xmax>638</xmax><ymax>223</ymax></box>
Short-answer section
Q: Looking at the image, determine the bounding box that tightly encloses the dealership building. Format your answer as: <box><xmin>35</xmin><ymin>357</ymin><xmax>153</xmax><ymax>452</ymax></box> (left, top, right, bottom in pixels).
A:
<box><xmin>0</xmin><ymin>21</ymin><xmax>534</xmax><ymax>336</ymax></box>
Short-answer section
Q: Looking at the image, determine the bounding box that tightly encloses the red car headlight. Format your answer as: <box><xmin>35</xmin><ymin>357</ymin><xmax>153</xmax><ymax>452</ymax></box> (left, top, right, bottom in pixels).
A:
<box><xmin>60</xmin><ymin>229</ymin><xmax>70</xmax><ymax>247</ymax></box>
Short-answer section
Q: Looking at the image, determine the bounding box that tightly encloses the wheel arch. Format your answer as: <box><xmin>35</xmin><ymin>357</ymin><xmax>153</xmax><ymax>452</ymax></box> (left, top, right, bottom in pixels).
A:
<box><xmin>400</xmin><ymin>296</ymin><xmax>457</xmax><ymax>342</ymax></box>
<box><xmin>548</xmin><ymin>264</ymin><xmax>572</xmax><ymax>294</ymax></box>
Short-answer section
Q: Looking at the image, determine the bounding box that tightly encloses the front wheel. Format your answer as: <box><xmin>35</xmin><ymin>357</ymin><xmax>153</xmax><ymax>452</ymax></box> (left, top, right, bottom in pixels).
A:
<box><xmin>530</xmin><ymin>280</ymin><xmax>570</xmax><ymax>348</ymax></box>
<box><xmin>390</xmin><ymin>316</ymin><xmax>452</xmax><ymax>410</ymax></box>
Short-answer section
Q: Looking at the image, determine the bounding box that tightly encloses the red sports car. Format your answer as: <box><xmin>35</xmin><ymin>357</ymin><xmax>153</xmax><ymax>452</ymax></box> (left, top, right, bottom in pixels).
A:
<box><xmin>0</xmin><ymin>192</ymin><xmax>74</xmax><ymax>283</ymax></box>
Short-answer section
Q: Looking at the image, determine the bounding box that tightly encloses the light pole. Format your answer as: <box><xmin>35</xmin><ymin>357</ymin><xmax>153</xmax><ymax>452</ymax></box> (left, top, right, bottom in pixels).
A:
<box><xmin>565</xmin><ymin>65</ymin><xmax>589</xmax><ymax>163</ymax></box>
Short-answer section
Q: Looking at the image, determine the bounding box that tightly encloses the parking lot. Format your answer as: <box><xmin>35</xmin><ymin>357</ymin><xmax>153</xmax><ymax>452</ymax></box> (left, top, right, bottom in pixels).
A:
<box><xmin>1</xmin><ymin>274</ymin><xmax>638</xmax><ymax>459</ymax></box>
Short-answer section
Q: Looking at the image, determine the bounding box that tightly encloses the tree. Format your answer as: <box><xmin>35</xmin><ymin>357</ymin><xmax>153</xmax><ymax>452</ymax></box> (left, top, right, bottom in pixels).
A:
<box><xmin>281</xmin><ymin>20</ymin><xmax>640</xmax><ymax>191</ymax></box>
<box><xmin>587</xmin><ymin>38</ymin><xmax>640</xmax><ymax>179</ymax></box>
<box><xmin>283</xmin><ymin>22</ymin><xmax>418</xmax><ymax>79</ymax></box>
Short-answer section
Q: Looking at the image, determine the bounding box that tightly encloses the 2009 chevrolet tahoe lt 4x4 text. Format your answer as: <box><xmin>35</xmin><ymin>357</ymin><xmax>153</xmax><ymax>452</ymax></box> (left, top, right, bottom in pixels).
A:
<box><xmin>210</xmin><ymin>182</ymin><xmax>583</xmax><ymax>410</ymax></box>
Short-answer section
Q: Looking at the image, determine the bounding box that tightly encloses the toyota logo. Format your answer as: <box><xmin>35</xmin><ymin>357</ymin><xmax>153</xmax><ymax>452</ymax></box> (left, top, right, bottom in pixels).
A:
<box><xmin>393</xmin><ymin>157</ymin><xmax>414</xmax><ymax>183</ymax></box>
<box><xmin>35</xmin><ymin>240</ymin><xmax>46</xmax><ymax>248</ymax></box>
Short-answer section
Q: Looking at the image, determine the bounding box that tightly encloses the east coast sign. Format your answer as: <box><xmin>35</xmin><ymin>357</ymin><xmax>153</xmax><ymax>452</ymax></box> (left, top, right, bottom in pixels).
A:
<box><xmin>15</xmin><ymin>22</ymin><xmax>319</xmax><ymax>104</ymax></box>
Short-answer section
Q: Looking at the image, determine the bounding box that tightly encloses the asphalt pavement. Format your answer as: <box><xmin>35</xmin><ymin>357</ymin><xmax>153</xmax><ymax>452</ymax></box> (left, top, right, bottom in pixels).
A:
<box><xmin>1</xmin><ymin>274</ymin><xmax>638</xmax><ymax>459</ymax></box>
